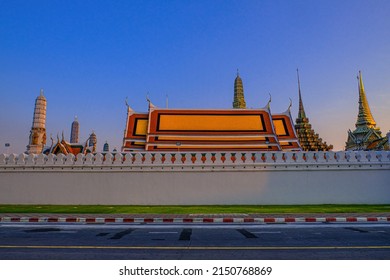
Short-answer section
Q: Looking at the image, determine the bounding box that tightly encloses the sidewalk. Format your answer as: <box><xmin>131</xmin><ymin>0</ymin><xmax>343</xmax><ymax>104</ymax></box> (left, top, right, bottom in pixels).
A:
<box><xmin>1</xmin><ymin>213</ymin><xmax>389</xmax><ymax>223</ymax></box>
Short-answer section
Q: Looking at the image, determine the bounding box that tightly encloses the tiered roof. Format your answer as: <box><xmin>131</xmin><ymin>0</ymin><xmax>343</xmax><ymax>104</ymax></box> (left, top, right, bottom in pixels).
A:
<box><xmin>294</xmin><ymin>70</ymin><xmax>333</xmax><ymax>151</ymax></box>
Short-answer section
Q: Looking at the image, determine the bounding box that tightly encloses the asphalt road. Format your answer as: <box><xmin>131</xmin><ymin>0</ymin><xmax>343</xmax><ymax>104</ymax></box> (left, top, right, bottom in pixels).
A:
<box><xmin>0</xmin><ymin>223</ymin><xmax>389</xmax><ymax>259</ymax></box>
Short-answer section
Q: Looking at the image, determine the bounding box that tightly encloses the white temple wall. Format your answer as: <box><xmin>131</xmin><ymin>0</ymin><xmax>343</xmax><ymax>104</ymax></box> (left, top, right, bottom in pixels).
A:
<box><xmin>0</xmin><ymin>151</ymin><xmax>389</xmax><ymax>205</ymax></box>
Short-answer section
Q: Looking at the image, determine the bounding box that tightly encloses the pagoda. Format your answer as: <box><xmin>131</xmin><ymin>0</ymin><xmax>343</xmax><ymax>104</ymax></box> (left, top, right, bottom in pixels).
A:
<box><xmin>70</xmin><ymin>116</ymin><xmax>79</xmax><ymax>143</ymax></box>
<box><xmin>233</xmin><ymin>71</ymin><xmax>246</xmax><ymax>109</ymax></box>
<box><xmin>294</xmin><ymin>70</ymin><xmax>333</xmax><ymax>151</ymax></box>
<box><xmin>27</xmin><ymin>89</ymin><xmax>47</xmax><ymax>154</ymax></box>
<box><xmin>346</xmin><ymin>71</ymin><xmax>389</xmax><ymax>150</ymax></box>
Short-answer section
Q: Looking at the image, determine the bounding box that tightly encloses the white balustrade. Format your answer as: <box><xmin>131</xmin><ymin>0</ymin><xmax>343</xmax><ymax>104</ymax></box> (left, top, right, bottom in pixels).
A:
<box><xmin>0</xmin><ymin>151</ymin><xmax>389</xmax><ymax>168</ymax></box>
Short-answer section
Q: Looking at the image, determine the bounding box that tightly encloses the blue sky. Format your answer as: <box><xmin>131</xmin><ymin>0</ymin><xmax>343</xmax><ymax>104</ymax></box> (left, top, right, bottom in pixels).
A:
<box><xmin>1</xmin><ymin>0</ymin><xmax>389</xmax><ymax>152</ymax></box>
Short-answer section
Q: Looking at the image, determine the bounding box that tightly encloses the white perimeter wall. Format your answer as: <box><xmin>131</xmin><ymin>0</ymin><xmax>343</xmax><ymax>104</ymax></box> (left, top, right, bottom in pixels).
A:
<box><xmin>0</xmin><ymin>151</ymin><xmax>389</xmax><ymax>205</ymax></box>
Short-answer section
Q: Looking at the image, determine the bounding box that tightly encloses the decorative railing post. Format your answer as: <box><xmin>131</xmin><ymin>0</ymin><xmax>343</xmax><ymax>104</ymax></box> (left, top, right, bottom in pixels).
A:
<box><xmin>250</xmin><ymin>153</ymin><xmax>256</xmax><ymax>163</ymax></box>
<box><xmin>180</xmin><ymin>153</ymin><xmax>186</xmax><ymax>164</ymax></box>
<box><xmin>211</xmin><ymin>153</ymin><xmax>216</xmax><ymax>163</ymax></box>
<box><xmin>160</xmin><ymin>153</ymin><xmax>166</xmax><ymax>164</ymax></box>
<box><xmin>240</xmin><ymin>153</ymin><xmax>246</xmax><ymax>163</ymax></box>
<box><xmin>191</xmin><ymin>153</ymin><xmax>197</xmax><ymax>164</ymax></box>
<box><xmin>201</xmin><ymin>153</ymin><xmax>207</xmax><ymax>164</ymax></box>
<box><xmin>170</xmin><ymin>153</ymin><xmax>176</xmax><ymax>164</ymax></box>
<box><xmin>230</xmin><ymin>153</ymin><xmax>237</xmax><ymax>163</ymax></box>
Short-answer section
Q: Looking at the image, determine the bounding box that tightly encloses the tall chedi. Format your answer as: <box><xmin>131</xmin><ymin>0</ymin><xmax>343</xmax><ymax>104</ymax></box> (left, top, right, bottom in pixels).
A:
<box><xmin>70</xmin><ymin>116</ymin><xmax>79</xmax><ymax>143</ymax></box>
<box><xmin>294</xmin><ymin>70</ymin><xmax>333</xmax><ymax>151</ymax></box>
<box><xmin>27</xmin><ymin>89</ymin><xmax>47</xmax><ymax>154</ymax></box>
<box><xmin>346</xmin><ymin>71</ymin><xmax>388</xmax><ymax>150</ymax></box>
<box><xmin>233</xmin><ymin>71</ymin><xmax>246</xmax><ymax>109</ymax></box>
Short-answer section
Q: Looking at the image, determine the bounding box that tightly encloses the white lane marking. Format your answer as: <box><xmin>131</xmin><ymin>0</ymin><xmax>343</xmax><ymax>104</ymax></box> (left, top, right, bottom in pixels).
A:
<box><xmin>148</xmin><ymin>232</ymin><xmax>178</xmax><ymax>234</ymax></box>
<box><xmin>252</xmin><ymin>231</ymin><xmax>281</xmax><ymax>234</ymax></box>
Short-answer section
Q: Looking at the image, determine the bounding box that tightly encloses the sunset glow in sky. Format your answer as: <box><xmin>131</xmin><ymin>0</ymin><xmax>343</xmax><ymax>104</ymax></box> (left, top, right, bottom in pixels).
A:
<box><xmin>1</xmin><ymin>0</ymin><xmax>389</xmax><ymax>152</ymax></box>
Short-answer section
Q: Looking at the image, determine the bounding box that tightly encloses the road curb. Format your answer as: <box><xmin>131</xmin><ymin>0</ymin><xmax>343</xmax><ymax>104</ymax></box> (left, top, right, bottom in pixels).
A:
<box><xmin>1</xmin><ymin>216</ymin><xmax>389</xmax><ymax>224</ymax></box>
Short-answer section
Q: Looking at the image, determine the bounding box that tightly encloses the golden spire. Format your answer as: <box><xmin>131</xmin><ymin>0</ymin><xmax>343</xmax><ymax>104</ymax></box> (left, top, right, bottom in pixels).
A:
<box><xmin>356</xmin><ymin>71</ymin><xmax>376</xmax><ymax>128</ymax></box>
<box><xmin>233</xmin><ymin>70</ymin><xmax>246</xmax><ymax>109</ymax></box>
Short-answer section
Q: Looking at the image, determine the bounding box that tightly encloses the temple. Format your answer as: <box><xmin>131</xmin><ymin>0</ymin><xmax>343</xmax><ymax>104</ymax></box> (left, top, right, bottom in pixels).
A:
<box><xmin>346</xmin><ymin>71</ymin><xmax>389</xmax><ymax>150</ymax></box>
<box><xmin>122</xmin><ymin>74</ymin><xmax>301</xmax><ymax>152</ymax></box>
<box><xmin>294</xmin><ymin>70</ymin><xmax>333</xmax><ymax>151</ymax></box>
<box><xmin>44</xmin><ymin>115</ymin><xmax>98</xmax><ymax>155</ymax></box>
<box><xmin>23</xmin><ymin>70</ymin><xmax>390</xmax><ymax>155</ymax></box>
<box><xmin>47</xmin><ymin>131</ymin><xmax>98</xmax><ymax>155</ymax></box>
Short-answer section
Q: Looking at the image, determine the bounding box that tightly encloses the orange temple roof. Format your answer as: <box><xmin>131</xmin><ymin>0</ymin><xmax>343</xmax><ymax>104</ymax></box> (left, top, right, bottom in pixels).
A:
<box><xmin>122</xmin><ymin>105</ymin><xmax>301</xmax><ymax>152</ymax></box>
